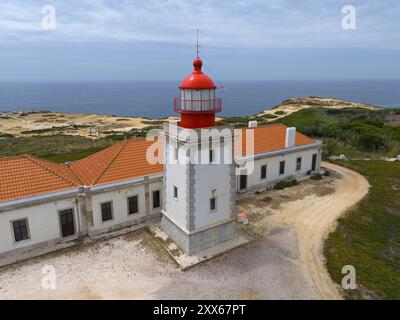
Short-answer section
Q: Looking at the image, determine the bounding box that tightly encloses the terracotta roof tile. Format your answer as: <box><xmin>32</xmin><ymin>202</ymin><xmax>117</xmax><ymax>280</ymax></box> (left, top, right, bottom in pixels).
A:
<box><xmin>69</xmin><ymin>138</ymin><xmax>164</xmax><ymax>186</ymax></box>
<box><xmin>0</xmin><ymin>155</ymin><xmax>79</xmax><ymax>202</ymax></box>
<box><xmin>235</xmin><ymin>123</ymin><xmax>316</xmax><ymax>157</ymax></box>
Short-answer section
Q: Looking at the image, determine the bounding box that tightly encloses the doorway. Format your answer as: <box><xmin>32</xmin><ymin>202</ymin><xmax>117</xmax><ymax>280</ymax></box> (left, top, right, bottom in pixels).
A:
<box><xmin>240</xmin><ymin>175</ymin><xmax>247</xmax><ymax>190</ymax></box>
<box><xmin>311</xmin><ymin>154</ymin><xmax>317</xmax><ymax>171</ymax></box>
<box><xmin>59</xmin><ymin>209</ymin><xmax>75</xmax><ymax>238</ymax></box>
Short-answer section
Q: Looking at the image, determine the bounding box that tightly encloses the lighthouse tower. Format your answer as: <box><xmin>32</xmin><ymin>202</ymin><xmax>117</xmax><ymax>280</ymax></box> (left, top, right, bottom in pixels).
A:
<box><xmin>161</xmin><ymin>49</ymin><xmax>238</xmax><ymax>255</ymax></box>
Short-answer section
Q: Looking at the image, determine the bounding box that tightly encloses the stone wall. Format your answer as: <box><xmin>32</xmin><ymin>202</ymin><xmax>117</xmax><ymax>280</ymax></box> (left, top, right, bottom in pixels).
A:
<box><xmin>161</xmin><ymin>214</ymin><xmax>237</xmax><ymax>255</ymax></box>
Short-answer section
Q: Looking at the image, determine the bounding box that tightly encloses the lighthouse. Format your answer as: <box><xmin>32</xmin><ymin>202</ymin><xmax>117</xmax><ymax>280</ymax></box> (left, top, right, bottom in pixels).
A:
<box><xmin>161</xmin><ymin>46</ymin><xmax>238</xmax><ymax>255</ymax></box>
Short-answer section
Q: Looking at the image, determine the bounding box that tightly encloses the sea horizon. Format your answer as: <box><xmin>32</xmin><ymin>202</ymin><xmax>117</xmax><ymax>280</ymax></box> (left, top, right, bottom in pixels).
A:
<box><xmin>0</xmin><ymin>79</ymin><xmax>399</xmax><ymax>118</ymax></box>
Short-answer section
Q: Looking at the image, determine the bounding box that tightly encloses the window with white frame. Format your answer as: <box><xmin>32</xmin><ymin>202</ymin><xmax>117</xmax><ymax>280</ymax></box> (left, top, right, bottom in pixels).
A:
<box><xmin>101</xmin><ymin>201</ymin><xmax>113</xmax><ymax>222</ymax></box>
<box><xmin>296</xmin><ymin>157</ymin><xmax>302</xmax><ymax>171</ymax></box>
<box><xmin>127</xmin><ymin>195</ymin><xmax>139</xmax><ymax>215</ymax></box>
<box><xmin>12</xmin><ymin>218</ymin><xmax>30</xmax><ymax>242</ymax></box>
<box><xmin>279</xmin><ymin>161</ymin><xmax>285</xmax><ymax>175</ymax></box>
<box><xmin>210</xmin><ymin>189</ymin><xmax>217</xmax><ymax>212</ymax></box>
<box><xmin>261</xmin><ymin>165</ymin><xmax>267</xmax><ymax>180</ymax></box>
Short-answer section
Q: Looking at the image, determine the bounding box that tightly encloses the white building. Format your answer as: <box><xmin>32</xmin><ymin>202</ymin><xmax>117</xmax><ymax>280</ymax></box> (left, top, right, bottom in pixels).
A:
<box><xmin>0</xmin><ymin>57</ymin><xmax>322</xmax><ymax>265</ymax></box>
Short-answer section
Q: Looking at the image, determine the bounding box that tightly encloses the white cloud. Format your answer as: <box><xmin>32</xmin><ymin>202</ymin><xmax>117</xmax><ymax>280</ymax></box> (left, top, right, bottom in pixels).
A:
<box><xmin>0</xmin><ymin>0</ymin><xmax>399</xmax><ymax>48</ymax></box>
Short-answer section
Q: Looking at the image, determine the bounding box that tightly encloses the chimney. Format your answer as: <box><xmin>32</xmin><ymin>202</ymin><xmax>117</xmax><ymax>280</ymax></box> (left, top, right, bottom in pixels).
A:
<box><xmin>248</xmin><ymin>120</ymin><xmax>258</xmax><ymax>128</ymax></box>
<box><xmin>285</xmin><ymin>127</ymin><xmax>296</xmax><ymax>148</ymax></box>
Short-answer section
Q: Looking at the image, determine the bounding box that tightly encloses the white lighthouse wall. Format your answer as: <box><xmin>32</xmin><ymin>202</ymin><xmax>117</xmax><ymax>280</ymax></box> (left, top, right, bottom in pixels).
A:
<box><xmin>193</xmin><ymin>163</ymin><xmax>232</xmax><ymax>229</ymax></box>
<box><xmin>164</xmin><ymin>162</ymin><xmax>188</xmax><ymax>229</ymax></box>
<box><xmin>239</xmin><ymin>146</ymin><xmax>322</xmax><ymax>191</ymax></box>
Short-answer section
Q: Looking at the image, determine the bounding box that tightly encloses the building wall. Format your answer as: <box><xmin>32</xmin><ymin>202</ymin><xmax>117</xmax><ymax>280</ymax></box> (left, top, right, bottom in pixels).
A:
<box><xmin>239</xmin><ymin>146</ymin><xmax>322</xmax><ymax>191</ymax></box>
<box><xmin>0</xmin><ymin>141</ymin><xmax>322</xmax><ymax>261</ymax></box>
<box><xmin>89</xmin><ymin>184</ymin><xmax>146</xmax><ymax>235</ymax></box>
<box><xmin>0</xmin><ymin>197</ymin><xmax>78</xmax><ymax>255</ymax></box>
<box><xmin>0</xmin><ymin>177</ymin><xmax>164</xmax><ymax>260</ymax></box>
<box><xmin>89</xmin><ymin>180</ymin><xmax>163</xmax><ymax>235</ymax></box>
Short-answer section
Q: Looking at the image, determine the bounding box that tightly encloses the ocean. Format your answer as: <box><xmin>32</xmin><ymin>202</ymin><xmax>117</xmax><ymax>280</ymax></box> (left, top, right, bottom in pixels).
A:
<box><xmin>0</xmin><ymin>79</ymin><xmax>399</xmax><ymax>118</ymax></box>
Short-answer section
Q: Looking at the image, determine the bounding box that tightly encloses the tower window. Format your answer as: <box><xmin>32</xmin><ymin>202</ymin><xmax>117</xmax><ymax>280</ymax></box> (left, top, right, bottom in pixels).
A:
<box><xmin>261</xmin><ymin>165</ymin><xmax>267</xmax><ymax>180</ymax></box>
<box><xmin>209</xmin><ymin>149</ymin><xmax>214</xmax><ymax>163</ymax></box>
<box><xmin>296</xmin><ymin>157</ymin><xmax>302</xmax><ymax>171</ymax></box>
<box><xmin>279</xmin><ymin>161</ymin><xmax>285</xmax><ymax>175</ymax></box>
<box><xmin>174</xmin><ymin>147</ymin><xmax>178</xmax><ymax>161</ymax></box>
<box><xmin>210</xmin><ymin>190</ymin><xmax>217</xmax><ymax>212</ymax></box>
<box><xmin>173</xmin><ymin>186</ymin><xmax>178</xmax><ymax>200</ymax></box>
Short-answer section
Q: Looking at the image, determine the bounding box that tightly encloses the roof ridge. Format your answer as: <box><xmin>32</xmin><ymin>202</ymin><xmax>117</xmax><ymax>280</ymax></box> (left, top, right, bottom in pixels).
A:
<box><xmin>0</xmin><ymin>154</ymin><xmax>30</xmax><ymax>162</ymax></box>
<box><xmin>65</xmin><ymin>164</ymin><xmax>84</xmax><ymax>185</ymax></box>
<box><xmin>92</xmin><ymin>140</ymin><xmax>129</xmax><ymax>185</ymax></box>
<box><xmin>26</xmin><ymin>155</ymin><xmax>78</xmax><ymax>187</ymax></box>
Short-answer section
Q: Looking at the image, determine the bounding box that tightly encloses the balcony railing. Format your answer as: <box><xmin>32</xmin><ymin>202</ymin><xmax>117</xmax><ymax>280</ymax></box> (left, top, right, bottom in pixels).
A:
<box><xmin>174</xmin><ymin>97</ymin><xmax>222</xmax><ymax>113</ymax></box>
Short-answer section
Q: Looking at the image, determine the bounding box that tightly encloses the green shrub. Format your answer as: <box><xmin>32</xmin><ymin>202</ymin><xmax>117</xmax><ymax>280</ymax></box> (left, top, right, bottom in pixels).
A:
<box><xmin>311</xmin><ymin>173</ymin><xmax>323</xmax><ymax>180</ymax></box>
<box><xmin>273</xmin><ymin>179</ymin><xmax>299</xmax><ymax>190</ymax></box>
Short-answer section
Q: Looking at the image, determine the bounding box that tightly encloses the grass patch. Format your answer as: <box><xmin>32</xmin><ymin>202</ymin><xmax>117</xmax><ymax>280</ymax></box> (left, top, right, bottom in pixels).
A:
<box><xmin>0</xmin><ymin>135</ymin><xmax>112</xmax><ymax>159</ymax></box>
<box><xmin>324</xmin><ymin>160</ymin><xmax>400</xmax><ymax>299</ymax></box>
<box><xmin>42</xmin><ymin>147</ymin><xmax>106</xmax><ymax>163</ymax></box>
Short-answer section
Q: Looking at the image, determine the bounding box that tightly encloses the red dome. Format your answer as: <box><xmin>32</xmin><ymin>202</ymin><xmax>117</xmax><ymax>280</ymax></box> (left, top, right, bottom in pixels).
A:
<box><xmin>179</xmin><ymin>59</ymin><xmax>217</xmax><ymax>89</ymax></box>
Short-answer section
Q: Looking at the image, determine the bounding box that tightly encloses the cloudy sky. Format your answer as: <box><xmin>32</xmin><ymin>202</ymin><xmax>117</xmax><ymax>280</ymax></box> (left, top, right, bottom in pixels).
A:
<box><xmin>0</xmin><ymin>0</ymin><xmax>399</xmax><ymax>81</ymax></box>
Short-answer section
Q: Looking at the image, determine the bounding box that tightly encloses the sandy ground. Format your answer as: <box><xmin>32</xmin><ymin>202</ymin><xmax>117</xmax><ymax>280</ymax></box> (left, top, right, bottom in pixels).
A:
<box><xmin>0</xmin><ymin>97</ymin><xmax>380</xmax><ymax>138</ymax></box>
<box><xmin>0</xmin><ymin>162</ymin><xmax>369</xmax><ymax>300</ymax></box>
<box><xmin>259</xmin><ymin>97</ymin><xmax>381</xmax><ymax>119</ymax></box>
<box><xmin>0</xmin><ymin>110</ymin><xmax>178</xmax><ymax>138</ymax></box>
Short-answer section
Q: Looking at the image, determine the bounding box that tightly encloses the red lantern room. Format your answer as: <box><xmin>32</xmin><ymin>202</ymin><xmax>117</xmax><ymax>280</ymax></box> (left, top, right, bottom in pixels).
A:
<box><xmin>174</xmin><ymin>57</ymin><xmax>222</xmax><ymax>129</ymax></box>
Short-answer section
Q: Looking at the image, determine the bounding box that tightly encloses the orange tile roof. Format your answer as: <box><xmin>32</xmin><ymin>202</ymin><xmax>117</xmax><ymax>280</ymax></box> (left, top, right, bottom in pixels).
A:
<box><xmin>69</xmin><ymin>138</ymin><xmax>164</xmax><ymax>186</ymax></box>
<box><xmin>0</xmin><ymin>124</ymin><xmax>316</xmax><ymax>202</ymax></box>
<box><xmin>0</xmin><ymin>155</ymin><xmax>80</xmax><ymax>202</ymax></box>
<box><xmin>235</xmin><ymin>123</ymin><xmax>316</xmax><ymax>157</ymax></box>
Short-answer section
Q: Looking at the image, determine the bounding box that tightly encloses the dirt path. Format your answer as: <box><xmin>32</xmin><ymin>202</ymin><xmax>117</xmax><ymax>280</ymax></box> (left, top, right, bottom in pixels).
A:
<box><xmin>269</xmin><ymin>162</ymin><xmax>370</xmax><ymax>299</ymax></box>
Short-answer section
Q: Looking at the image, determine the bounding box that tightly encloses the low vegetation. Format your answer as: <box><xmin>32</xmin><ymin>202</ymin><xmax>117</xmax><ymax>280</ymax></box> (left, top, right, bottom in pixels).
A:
<box><xmin>0</xmin><ymin>135</ymin><xmax>112</xmax><ymax>162</ymax></box>
<box><xmin>324</xmin><ymin>160</ymin><xmax>400</xmax><ymax>299</ymax></box>
<box><xmin>276</xmin><ymin>108</ymin><xmax>400</xmax><ymax>157</ymax></box>
<box><xmin>273</xmin><ymin>178</ymin><xmax>299</xmax><ymax>190</ymax></box>
<box><xmin>0</xmin><ymin>127</ymin><xmax>162</xmax><ymax>163</ymax></box>
<box><xmin>310</xmin><ymin>173</ymin><xmax>323</xmax><ymax>180</ymax></box>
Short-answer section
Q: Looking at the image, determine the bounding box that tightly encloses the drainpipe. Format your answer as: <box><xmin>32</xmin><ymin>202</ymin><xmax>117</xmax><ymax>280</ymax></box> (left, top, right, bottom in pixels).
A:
<box><xmin>74</xmin><ymin>198</ymin><xmax>81</xmax><ymax>236</ymax></box>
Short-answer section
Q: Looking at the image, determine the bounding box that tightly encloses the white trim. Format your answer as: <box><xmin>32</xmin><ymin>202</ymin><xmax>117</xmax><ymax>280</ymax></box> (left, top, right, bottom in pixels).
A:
<box><xmin>0</xmin><ymin>188</ymin><xmax>80</xmax><ymax>210</ymax></box>
<box><xmin>88</xmin><ymin>173</ymin><xmax>163</xmax><ymax>193</ymax></box>
<box><xmin>237</xmin><ymin>141</ymin><xmax>322</xmax><ymax>162</ymax></box>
